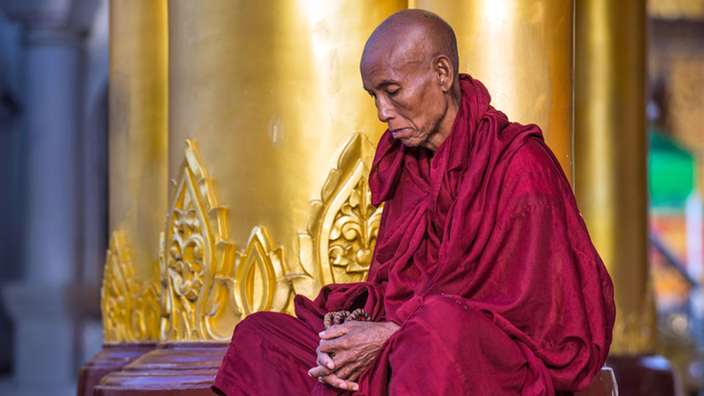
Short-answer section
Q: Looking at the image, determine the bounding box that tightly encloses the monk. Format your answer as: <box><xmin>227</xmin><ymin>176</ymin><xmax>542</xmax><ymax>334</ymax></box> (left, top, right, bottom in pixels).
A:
<box><xmin>213</xmin><ymin>9</ymin><xmax>615</xmax><ymax>395</ymax></box>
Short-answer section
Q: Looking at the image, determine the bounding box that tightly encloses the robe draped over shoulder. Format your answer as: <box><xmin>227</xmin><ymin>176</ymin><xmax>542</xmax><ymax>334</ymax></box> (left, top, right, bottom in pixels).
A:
<box><xmin>213</xmin><ymin>74</ymin><xmax>615</xmax><ymax>396</ymax></box>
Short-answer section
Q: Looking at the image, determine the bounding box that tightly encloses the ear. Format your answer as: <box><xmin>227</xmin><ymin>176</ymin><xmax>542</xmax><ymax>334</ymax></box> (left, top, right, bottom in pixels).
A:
<box><xmin>434</xmin><ymin>55</ymin><xmax>455</xmax><ymax>93</ymax></box>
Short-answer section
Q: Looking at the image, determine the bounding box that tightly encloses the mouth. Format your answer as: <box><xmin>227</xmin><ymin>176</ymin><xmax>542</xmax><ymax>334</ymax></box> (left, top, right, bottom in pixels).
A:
<box><xmin>390</xmin><ymin>128</ymin><xmax>411</xmax><ymax>139</ymax></box>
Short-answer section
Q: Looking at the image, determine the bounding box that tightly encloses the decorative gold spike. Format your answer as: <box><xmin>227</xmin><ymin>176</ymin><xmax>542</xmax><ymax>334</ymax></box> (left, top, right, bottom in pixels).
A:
<box><xmin>101</xmin><ymin>231</ymin><xmax>160</xmax><ymax>343</ymax></box>
<box><xmin>299</xmin><ymin>133</ymin><xmax>384</xmax><ymax>289</ymax></box>
<box><xmin>233</xmin><ymin>226</ymin><xmax>291</xmax><ymax>315</ymax></box>
<box><xmin>160</xmin><ymin>139</ymin><xmax>299</xmax><ymax>341</ymax></box>
<box><xmin>159</xmin><ymin>135</ymin><xmax>384</xmax><ymax>341</ymax></box>
<box><xmin>159</xmin><ymin>140</ymin><xmax>237</xmax><ymax>342</ymax></box>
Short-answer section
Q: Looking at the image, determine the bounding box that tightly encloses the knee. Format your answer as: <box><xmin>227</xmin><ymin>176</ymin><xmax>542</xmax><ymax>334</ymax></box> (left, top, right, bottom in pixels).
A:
<box><xmin>233</xmin><ymin>311</ymin><xmax>277</xmax><ymax>338</ymax></box>
<box><xmin>407</xmin><ymin>295</ymin><xmax>490</xmax><ymax>342</ymax></box>
<box><xmin>240</xmin><ymin>311</ymin><xmax>271</xmax><ymax>326</ymax></box>
<box><xmin>416</xmin><ymin>294</ymin><xmax>480</xmax><ymax>322</ymax></box>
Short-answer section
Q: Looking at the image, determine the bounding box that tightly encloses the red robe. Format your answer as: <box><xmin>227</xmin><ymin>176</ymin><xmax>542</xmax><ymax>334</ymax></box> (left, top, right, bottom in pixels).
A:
<box><xmin>213</xmin><ymin>74</ymin><xmax>615</xmax><ymax>395</ymax></box>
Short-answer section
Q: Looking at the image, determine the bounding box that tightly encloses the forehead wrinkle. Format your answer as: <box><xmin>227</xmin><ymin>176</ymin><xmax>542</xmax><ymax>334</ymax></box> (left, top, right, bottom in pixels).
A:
<box><xmin>361</xmin><ymin>32</ymin><xmax>429</xmax><ymax>93</ymax></box>
<box><xmin>383</xmin><ymin>36</ymin><xmax>432</xmax><ymax>72</ymax></box>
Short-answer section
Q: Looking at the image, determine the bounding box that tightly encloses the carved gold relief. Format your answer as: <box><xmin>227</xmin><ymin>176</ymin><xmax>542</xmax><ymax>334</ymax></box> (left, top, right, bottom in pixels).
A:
<box><xmin>160</xmin><ymin>140</ymin><xmax>236</xmax><ymax>342</ymax></box>
<box><xmin>329</xmin><ymin>179</ymin><xmax>382</xmax><ymax>274</ymax></box>
<box><xmin>158</xmin><ymin>136</ymin><xmax>382</xmax><ymax>341</ymax></box>
<box><xmin>160</xmin><ymin>140</ymin><xmax>295</xmax><ymax>342</ymax></box>
<box><xmin>299</xmin><ymin>133</ymin><xmax>383</xmax><ymax>288</ymax></box>
<box><xmin>101</xmin><ymin>231</ymin><xmax>160</xmax><ymax>343</ymax></box>
<box><xmin>234</xmin><ymin>226</ymin><xmax>291</xmax><ymax>315</ymax></box>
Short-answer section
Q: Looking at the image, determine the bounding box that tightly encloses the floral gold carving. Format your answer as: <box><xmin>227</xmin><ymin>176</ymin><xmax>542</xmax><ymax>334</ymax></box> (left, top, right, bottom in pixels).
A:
<box><xmin>329</xmin><ymin>179</ymin><xmax>381</xmax><ymax>274</ymax></box>
<box><xmin>160</xmin><ymin>140</ymin><xmax>295</xmax><ymax>342</ymax></box>
<box><xmin>299</xmin><ymin>133</ymin><xmax>383</xmax><ymax>288</ymax></box>
<box><xmin>157</xmin><ymin>135</ymin><xmax>383</xmax><ymax>341</ymax></box>
<box><xmin>160</xmin><ymin>140</ymin><xmax>237</xmax><ymax>342</ymax></box>
<box><xmin>101</xmin><ymin>231</ymin><xmax>160</xmax><ymax>343</ymax></box>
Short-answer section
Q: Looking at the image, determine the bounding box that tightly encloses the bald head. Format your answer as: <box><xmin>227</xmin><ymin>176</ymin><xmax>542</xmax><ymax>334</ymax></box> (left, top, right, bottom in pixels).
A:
<box><xmin>362</xmin><ymin>9</ymin><xmax>459</xmax><ymax>78</ymax></box>
<box><xmin>360</xmin><ymin>10</ymin><xmax>462</xmax><ymax>151</ymax></box>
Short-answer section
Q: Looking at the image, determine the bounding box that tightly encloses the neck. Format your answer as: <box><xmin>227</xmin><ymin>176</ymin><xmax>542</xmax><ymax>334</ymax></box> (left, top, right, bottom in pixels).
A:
<box><xmin>424</xmin><ymin>92</ymin><xmax>461</xmax><ymax>152</ymax></box>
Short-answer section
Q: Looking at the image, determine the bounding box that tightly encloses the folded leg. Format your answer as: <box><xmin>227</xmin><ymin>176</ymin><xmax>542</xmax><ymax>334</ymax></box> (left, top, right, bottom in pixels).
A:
<box><xmin>213</xmin><ymin>312</ymin><xmax>320</xmax><ymax>396</ymax></box>
<box><xmin>385</xmin><ymin>295</ymin><xmax>547</xmax><ymax>395</ymax></box>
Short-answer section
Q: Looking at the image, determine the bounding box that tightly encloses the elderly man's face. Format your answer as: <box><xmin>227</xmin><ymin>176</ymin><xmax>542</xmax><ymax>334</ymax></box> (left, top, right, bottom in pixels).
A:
<box><xmin>361</xmin><ymin>47</ymin><xmax>448</xmax><ymax>149</ymax></box>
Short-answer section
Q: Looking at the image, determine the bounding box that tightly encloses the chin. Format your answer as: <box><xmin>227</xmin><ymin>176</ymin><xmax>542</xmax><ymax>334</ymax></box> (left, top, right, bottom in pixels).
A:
<box><xmin>399</xmin><ymin>139</ymin><xmax>421</xmax><ymax>148</ymax></box>
<box><xmin>397</xmin><ymin>136</ymin><xmax>426</xmax><ymax>148</ymax></box>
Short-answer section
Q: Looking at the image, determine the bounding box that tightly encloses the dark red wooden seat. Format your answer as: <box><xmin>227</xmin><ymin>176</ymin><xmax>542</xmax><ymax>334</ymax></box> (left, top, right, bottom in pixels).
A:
<box><xmin>575</xmin><ymin>367</ymin><xmax>618</xmax><ymax>396</ymax></box>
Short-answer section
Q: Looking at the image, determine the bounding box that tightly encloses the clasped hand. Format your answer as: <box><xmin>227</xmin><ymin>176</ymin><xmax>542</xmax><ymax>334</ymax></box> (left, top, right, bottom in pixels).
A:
<box><xmin>308</xmin><ymin>321</ymin><xmax>400</xmax><ymax>392</ymax></box>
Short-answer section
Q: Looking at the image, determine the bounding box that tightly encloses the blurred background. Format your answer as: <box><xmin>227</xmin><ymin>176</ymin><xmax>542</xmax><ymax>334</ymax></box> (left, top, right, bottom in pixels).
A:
<box><xmin>0</xmin><ymin>0</ymin><xmax>701</xmax><ymax>395</ymax></box>
<box><xmin>649</xmin><ymin>0</ymin><xmax>704</xmax><ymax>392</ymax></box>
<box><xmin>0</xmin><ymin>0</ymin><xmax>108</xmax><ymax>394</ymax></box>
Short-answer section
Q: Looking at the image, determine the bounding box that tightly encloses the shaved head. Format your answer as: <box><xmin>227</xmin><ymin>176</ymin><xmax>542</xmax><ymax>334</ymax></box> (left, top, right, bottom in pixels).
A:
<box><xmin>360</xmin><ymin>10</ymin><xmax>461</xmax><ymax>151</ymax></box>
<box><xmin>363</xmin><ymin>9</ymin><xmax>459</xmax><ymax>78</ymax></box>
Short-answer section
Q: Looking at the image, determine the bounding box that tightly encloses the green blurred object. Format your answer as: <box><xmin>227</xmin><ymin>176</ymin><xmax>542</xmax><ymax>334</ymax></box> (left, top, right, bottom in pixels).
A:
<box><xmin>649</xmin><ymin>124</ymin><xmax>695</xmax><ymax>209</ymax></box>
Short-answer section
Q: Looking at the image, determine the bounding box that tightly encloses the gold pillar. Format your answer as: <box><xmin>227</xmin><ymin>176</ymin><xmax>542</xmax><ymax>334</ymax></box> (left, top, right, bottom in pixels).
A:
<box><xmin>103</xmin><ymin>0</ymin><xmax>168</xmax><ymax>343</ymax></box>
<box><xmin>575</xmin><ymin>0</ymin><xmax>654</xmax><ymax>354</ymax></box>
<box><xmin>411</xmin><ymin>0</ymin><xmax>574</xmax><ymax>183</ymax></box>
<box><xmin>163</xmin><ymin>0</ymin><xmax>406</xmax><ymax>342</ymax></box>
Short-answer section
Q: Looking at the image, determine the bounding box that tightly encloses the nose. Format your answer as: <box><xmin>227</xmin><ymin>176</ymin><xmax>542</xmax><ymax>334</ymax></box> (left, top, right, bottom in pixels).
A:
<box><xmin>375</xmin><ymin>96</ymin><xmax>394</xmax><ymax>123</ymax></box>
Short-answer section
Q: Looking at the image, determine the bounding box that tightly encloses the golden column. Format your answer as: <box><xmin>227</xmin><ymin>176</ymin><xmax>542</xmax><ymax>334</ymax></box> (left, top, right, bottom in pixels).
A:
<box><xmin>103</xmin><ymin>0</ymin><xmax>169</xmax><ymax>345</ymax></box>
<box><xmin>575</xmin><ymin>0</ymin><xmax>654</xmax><ymax>355</ymax></box>
<box><xmin>80</xmin><ymin>1</ymin><xmax>168</xmax><ymax>395</ymax></box>
<box><xmin>410</xmin><ymin>0</ymin><xmax>574</xmax><ymax>183</ymax></box>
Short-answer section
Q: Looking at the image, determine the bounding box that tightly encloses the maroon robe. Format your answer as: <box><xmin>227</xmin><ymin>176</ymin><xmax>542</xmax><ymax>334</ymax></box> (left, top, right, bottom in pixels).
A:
<box><xmin>213</xmin><ymin>74</ymin><xmax>615</xmax><ymax>395</ymax></box>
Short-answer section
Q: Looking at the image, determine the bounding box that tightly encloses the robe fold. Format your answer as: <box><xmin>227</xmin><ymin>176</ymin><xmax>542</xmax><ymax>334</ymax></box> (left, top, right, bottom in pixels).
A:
<box><xmin>213</xmin><ymin>74</ymin><xmax>615</xmax><ymax>396</ymax></box>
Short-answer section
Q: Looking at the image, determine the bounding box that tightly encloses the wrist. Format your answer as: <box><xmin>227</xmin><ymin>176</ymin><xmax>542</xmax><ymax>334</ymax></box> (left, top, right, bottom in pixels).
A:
<box><xmin>384</xmin><ymin>321</ymin><xmax>400</xmax><ymax>333</ymax></box>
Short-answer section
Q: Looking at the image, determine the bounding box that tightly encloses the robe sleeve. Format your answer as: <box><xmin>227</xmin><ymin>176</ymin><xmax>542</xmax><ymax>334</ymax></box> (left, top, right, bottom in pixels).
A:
<box><xmin>385</xmin><ymin>297</ymin><xmax>420</xmax><ymax>325</ymax></box>
<box><xmin>293</xmin><ymin>282</ymin><xmax>387</xmax><ymax>331</ymax></box>
<box><xmin>468</xmin><ymin>164</ymin><xmax>615</xmax><ymax>392</ymax></box>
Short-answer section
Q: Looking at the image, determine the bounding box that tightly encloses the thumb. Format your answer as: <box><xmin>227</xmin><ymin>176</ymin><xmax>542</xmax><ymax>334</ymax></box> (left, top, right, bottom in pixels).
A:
<box><xmin>319</xmin><ymin>323</ymin><xmax>349</xmax><ymax>339</ymax></box>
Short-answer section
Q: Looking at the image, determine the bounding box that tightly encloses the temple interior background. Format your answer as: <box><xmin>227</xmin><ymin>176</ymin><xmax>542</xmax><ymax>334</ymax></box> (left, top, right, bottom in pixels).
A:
<box><xmin>0</xmin><ymin>0</ymin><xmax>701</xmax><ymax>395</ymax></box>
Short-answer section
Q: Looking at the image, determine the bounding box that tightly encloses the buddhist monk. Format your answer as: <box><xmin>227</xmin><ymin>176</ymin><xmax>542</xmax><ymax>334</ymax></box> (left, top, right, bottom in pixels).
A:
<box><xmin>213</xmin><ymin>9</ymin><xmax>615</xmax><ymax>395</ymax></box>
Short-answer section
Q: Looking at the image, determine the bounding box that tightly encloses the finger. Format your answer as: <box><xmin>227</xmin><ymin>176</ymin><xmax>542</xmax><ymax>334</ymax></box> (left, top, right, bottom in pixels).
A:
<box><xmin>308</xmin><ymin>364</ymin><xmax>332</xmax><ymax>378</ymax></box>
<box><xmin>318</xmin><ymin>374</ymin><xmax>359</xmax><ymax>392</ymax></box>
<box><xmin>333</xmin><ymin>357</ymin><xmax>362</xmax><ymax>380</ymax></box>
<box><xmin>334</xmin><ymin>365</ymin><xmax>355</xmax><ymax>380</ymax></box>
<box><xmin>319</xmin><ymin>322</ymin><xmax>351</xmax><ymax>340</ymax></box>
<box><xmin>319</xmin><ymin>337</ymin><xmax>346</xmax><ymax>354</ymax></box>
<box><xmin>316</xmin><ymin>346</ymin><xmax>335</xmax><ymax>370</ymax></box>
<box><xmin>331</xmin><ymin>350</ymin><xmax>354</xmax><ymax>369</ymax></box>
<box><xmin>321</xmin><ymin>375</ymin><xmax>359</xmax><ymax>392</ymax></box>
<box><xmin>319</xmin><ymin>373</ymin><xmax>352</xmax><ymax>390</ymax></box>
<box><xmin>332</xmin><ymin>358</ymin><xmax>363</xmax><ymax>384</ymax></box>
<box><xmin>347</xmin><ymin>369</ymin><xmax>362</xmax><ymax>383</ymax></box>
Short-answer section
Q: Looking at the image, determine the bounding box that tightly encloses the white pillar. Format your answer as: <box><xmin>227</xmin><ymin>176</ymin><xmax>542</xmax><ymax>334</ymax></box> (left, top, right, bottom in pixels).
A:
<box><xmin>0</xmin><ymin>1</ymin><xmax>99</xmax><ymax>394</ymax></box>
<box><xmin>23</xmin><ymin>28</ymin><xmax>82</xmax><ymax>284</ymax></box>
